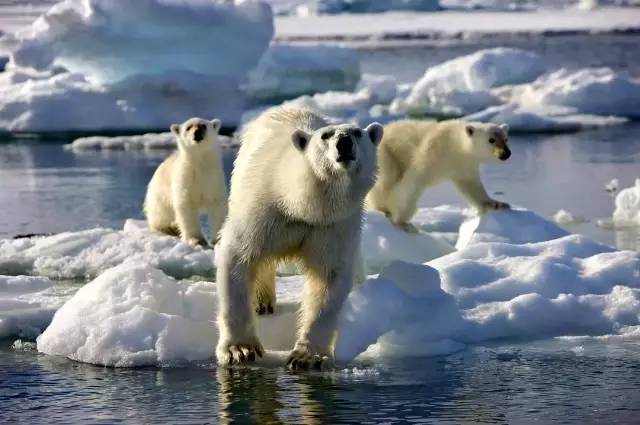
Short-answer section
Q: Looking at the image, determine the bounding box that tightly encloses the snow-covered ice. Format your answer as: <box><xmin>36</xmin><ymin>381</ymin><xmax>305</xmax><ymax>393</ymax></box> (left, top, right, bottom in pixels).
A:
<box><xmin>5</xmin><ymin>0</ymin><xmax>273</xmax><ymax>85</ymax></box>
<box><xmin>464</xmin><ymin>104</ymin><xmax>627</xmax><ymax>133</ymax></box>
<box><xmin>391</xmin><ymin>48</ymin><xmax>545</xmax><ymax>117</ymax></box>
<box><xmin>361</xmin><ymin>211</ymin><xmax>454</xmax><ymax>273</ymax></box>
<box><xmin>247</xmin><ymin>44</ymin><xmax>360</xmax><ymax>102</ymax></box>
<box><xmin>66</xmin><ymin>133</ymin><xmax>235</xmax><ymax>151</ymax></box>
<box><xmin>514</xmin><ymin>68</ymin><xmax>640</xmax><ymax>118</ymax></box>
<box><xmin>28</xmin><ymin>207</ymin><xmax>638</xmax><ymax>366</ymax></box>
<box><xmin>267</xmin><ymin>0</ymin><xmax>442</xmax><ymax>16</ymax></box>
<box><xmin>275</xmin><ymin>7</ymin><xmax>640</xmax><ymax>40</ymax></box>
<box><xmin>552</xmin><ymin>209</ymin><xmax>586</xmax><ymax>225</ymax></box>
<box><xmin>612</xmin><ymin>179</ymin><xmax>640</xmax><ymax>227</ymax></box>
<box><xmin>0</xmin><ymin>220</ymin><xmax>214</xmax><ymax>280</ymax></box>
<box><xmin>0</xmin><ymin>0</ymin><xmax>273</xmax><ymax>130</ymax></box>
<box><xmin>0</xmin><ymin>275</ymin><xmax>73</xmax><ymax>339</ymax></box>
<box><xmin>456</xmin><ymin>209</ymin><xmax>570</xmax><ymax>249</ymax></box>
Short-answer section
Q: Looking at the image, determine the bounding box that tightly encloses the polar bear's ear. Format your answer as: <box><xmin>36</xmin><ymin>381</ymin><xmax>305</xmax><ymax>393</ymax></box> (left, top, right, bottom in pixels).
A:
<box><xmin>291</xmin><ymin>129</ymin><xmax>311</xmax><ymax>152</ymax></box>
<box><xmin>170</xmin><ymin>124</ymin><xmax>180</xmax><ymax>136</ymax></box>
<box><xmin>465</xmin><ymin>124</ymin><xmax>474</xmax><ymax>137</ymax></box>
<box><xmin>499</xmin><ymin>123</ymin><xmax>509</xmax><ymax>134</ymax></box>
<box><xmin>365</xmin><ymin>122</ymin><xmax>384</xmax><ymax>146</ymax></box>
<box><xmin>210</xmin><ymin>119</ymin><xmax>221</xmax><ymax>132</ymax></box>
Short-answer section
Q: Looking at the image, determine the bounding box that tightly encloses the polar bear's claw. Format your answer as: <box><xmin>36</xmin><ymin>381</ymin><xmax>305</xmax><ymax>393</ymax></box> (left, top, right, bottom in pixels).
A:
<box><xmin>221</xmin><ymin>343</ymin><xmax>263</xmax><ymax>366</ymax></box>
<box><xmin>286</xmin><ymin>350</ymin><xmax>327</xmax><ymax>371</ymax></box>
<box><xmin>256</xmin><ymin>303</ymin><xmax>275</xmax><ymax>315</ymax></box>
<box><xmin>484</xmin><ymin>200</ymin><xmax>511</xmax><ymax>211</ymax></box>
<box><xmin>395</xmin><ymin>222</ymin><xmax>419</xmax><ymax>234</ymax></box>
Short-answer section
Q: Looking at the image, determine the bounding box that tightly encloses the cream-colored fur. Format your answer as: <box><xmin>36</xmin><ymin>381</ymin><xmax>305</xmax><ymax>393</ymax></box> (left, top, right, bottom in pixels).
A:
<box><xmin>215</xmin><ymin>107</ymin><xmax>383</xmax><ymax>370</ymax></box>
<box><xmin>144</xmin><ymin>117</ymin><xmax>228</xmax><ymax>246</ymax></box>
<box><xmin>367</xmin><ymin>119</ymin><xmax>511</xmax><ymax>232</ymax></box>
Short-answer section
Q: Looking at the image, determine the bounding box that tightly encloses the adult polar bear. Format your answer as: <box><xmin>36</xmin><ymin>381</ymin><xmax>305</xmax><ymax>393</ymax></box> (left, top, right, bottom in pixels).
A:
<box><xmin>367</xmin><ymin>119</ymin><xmax>511</xmax><ymax>232</ymax></box>
<box><xmin>216</xmin><ymin>107</ymin><xmax>383</xmax><ymax>369</ymax></box>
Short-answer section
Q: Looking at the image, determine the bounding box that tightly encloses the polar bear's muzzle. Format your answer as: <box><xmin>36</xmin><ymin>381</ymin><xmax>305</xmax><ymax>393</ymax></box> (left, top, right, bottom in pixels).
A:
<box><xmin>498</xmin><ymin>147</ymin><xmax>511</xmax><ymax>161</ymax></box>
<box><xmin>336</xmin><ymin>134</ymin><xmax>355</xmax><ymax>164</ymax></box>
<box><xmin>192</xmin><ymin>124</ymin><xmax>206</xmax><ymax>143</ymax></box>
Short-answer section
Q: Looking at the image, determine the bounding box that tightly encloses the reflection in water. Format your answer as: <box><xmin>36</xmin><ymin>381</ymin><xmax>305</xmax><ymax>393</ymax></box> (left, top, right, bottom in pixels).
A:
<box><xmin>2</xmin><ymin>339</ymin><xmax>640</xmax><ymax>423</ymax></box>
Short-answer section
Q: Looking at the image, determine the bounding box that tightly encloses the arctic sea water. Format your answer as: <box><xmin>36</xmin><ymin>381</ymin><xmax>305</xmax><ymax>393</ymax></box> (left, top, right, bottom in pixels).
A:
<box><xmin>1</xmin><ymin>35</ymin><xmax>640</xmax><ymax>423</ymax></box>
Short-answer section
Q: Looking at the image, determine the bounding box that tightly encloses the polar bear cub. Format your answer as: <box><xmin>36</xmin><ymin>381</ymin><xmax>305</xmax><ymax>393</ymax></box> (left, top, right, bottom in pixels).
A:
<box><xmin>215</xmin><ymin>107</ymin><xmax>383</xmax><ymax>370</ymax></box>
<box><xmin>144</xmin><ymin>117</ymin><xmax>228</xmax><ymax>246</ymax></box>
<box><xmin>367</xmin><ymin>120</ymin><xmax>511</xmax><ymax>232</ymax></box>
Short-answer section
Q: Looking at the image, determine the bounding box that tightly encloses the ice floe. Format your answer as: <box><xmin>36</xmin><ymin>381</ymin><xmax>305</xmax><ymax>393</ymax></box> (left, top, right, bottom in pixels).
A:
<box><xmin>0</xmin><ymin>275</ymin><xmax>74</xmax><ymax>339</ymax></box>
<box><xmin>391</xmin><ymin>47</ymin><xmax>545</xmax><ymax>117</ymax></box>
<box><xmin>463</xmin><ymin>104</ymin><xmax>627</xmax><ymax>133</ymax></box>
<box><xmin>247</xmin><ymin>44</ymin><xmax>360</xmax><ymax>103</ymax></box>
<box><xmin>612</xmin><ymin>178</ymin><xmax>640</xmax><ymax>227</ymax></box>
<box><xmin>0</xmin><ymin>0</ymin><xmax>273</xmax><ymax>130</ymax></box>
<box><xmin>66</xmin><ymin>133</ymin><xmax>235</xmax><ymax>151</ymax></box>
<box><xmin>0</xmin><ymin>221</ymin><xmax>214</xmax><ymax>280</ymax></box>
<box><xmin>514</xmin><ymin>68</ymin><xmax>640</xmax><ymax>118</ymax></box>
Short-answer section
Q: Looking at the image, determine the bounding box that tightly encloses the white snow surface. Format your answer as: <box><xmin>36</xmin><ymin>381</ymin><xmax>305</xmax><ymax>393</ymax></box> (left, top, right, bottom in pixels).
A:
<box><xmin>0</xmin><ymin>0</ymin><xmax>273</xmax><ymax>130</ymax></box>
<box><xmin>392</xmin><ymin>48</ymin><xmax>545</xmax><ymax>117</ymax></box>
<box><xmin>0</xmin><ymin>221</ymin><xmax>214</xmax><ymax>280</ymax></box>
<box><xmin>37</xmin><ymin>228</ymin><xmax>640</xmax><ymax>365</ymax></box>
<box><xmin>0</xmin><ymin>275</ymin><xmax>73</xmax><ymax>339</ymax></box>
<box><xmin>456</xmin><ymin>209</ymin><xmax>570</xmax><ymax>249</ymax></box>
<box><xmin>247</xmin><ymin>44</ymin><xmax>360</xmax><ymax>102</ymax></box>
<box><xmin>5</xmin><ymin>0</ymin><xmax>273</xmax><ymax>85</ymax></box>
<box><xmin>267</xmin><ymin>0</ymin><xmax>442</xmax><ymax>16</ymax></box>
<box><xmin>612</xmin><ymin>179</ymin><xmax>640</xmax><ymax>226</ymax></box>
<box><xmin>514</xmin><ymin>68</ymin><xmax>640</xmax><ymax>118</ymax></box>
<box><xmin>463</xmin><ymin>104</ymin><xmax>627</xmax><ymax>132</ymax></box>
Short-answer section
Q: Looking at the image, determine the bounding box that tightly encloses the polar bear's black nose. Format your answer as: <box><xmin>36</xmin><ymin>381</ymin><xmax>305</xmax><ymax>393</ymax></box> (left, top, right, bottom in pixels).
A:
<box><xmin>193</xmin><ymin>124</ymin><xmax>206</xmax><ymax>142</ymax></box>
<box><xmin>499</xmin><ymin>147</ymin><xmax>511</xmax><ymax>161</ymax></box>
<box><xmin>336</xmin><ymin>135</ymin><xmax>354</xmax><ymax>162</ymax></box>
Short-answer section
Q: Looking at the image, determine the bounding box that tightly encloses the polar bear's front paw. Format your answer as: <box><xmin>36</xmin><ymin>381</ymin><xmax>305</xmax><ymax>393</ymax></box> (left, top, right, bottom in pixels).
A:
<box><xmin>483</xmin><ymin>200</ymin><xmax>511</xmax><ymax>211</ymax></box>
<box><xmin>185</xmin><ymin>236</ymin><xmax>209</xmax><ymax>248</ymax></box>
<box><xmin>217</xmin><ymin>342</ymin><xmax>264</xmax><ymax>366</ymax></box>
<box><xmin>394</xmin><ymin>221</ymin><xmax>419</xmax><ymax>234</ymax></box>
<box><xmin>286</xmin><ymin>347</ymin><xmax>328</xmax><ymax>371</ymax></box>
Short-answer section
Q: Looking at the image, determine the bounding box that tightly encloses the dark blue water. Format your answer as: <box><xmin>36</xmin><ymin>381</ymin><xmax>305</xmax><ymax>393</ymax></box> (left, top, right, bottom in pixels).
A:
<box><xmin>2</xmin><ymin>338</ymin><xmax>640</xmax><ymax>424</ymax></box>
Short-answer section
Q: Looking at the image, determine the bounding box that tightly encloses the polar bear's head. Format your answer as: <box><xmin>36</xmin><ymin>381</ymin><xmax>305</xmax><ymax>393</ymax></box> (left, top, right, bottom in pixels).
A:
<box><xmin>290</xmin><ymin>122</ymin><xmax>384</xmax><ymax>181</ymax></box>
<box><xmin>465</xmin><ymin>122</ymin><xmax>511</xmax><ymax>162</ymax></box>
<box><xmin>171</xmin><ymin>117</ymin><xmax>221</xmax><ymax>152</ymax></box>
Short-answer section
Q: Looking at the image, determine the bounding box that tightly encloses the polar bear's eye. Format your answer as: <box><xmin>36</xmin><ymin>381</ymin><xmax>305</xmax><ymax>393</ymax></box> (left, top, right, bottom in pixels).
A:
<box><xmin>321</xmin><ymin>130</ymin><xmax>334</xmax><ymax>140</ymax></box>
<box><xmin>489</xmin><ymin>138</ymin><xmax>496</xmax><ymax>144</ymax></box>
<box><xmin>353</xmin><ymin>129</ymin><xmax>362</xmax><ymax>138</ymax></box>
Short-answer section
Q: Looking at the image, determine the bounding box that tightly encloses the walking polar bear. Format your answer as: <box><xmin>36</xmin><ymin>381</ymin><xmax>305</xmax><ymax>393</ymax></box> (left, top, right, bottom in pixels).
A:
<box><xmin>216</xmin><ymin>107</ymin><xmax>383</xmax><ymax>369</ymax></box>
<box><xmin>366</xmin><ymin>119</ymin><xmax>511</xmax><ymax>232</ymax></box>
<box><xmin>144</xmin><ymin>117</ymin><xmax>228</xmax><ymax>247</ymax></box>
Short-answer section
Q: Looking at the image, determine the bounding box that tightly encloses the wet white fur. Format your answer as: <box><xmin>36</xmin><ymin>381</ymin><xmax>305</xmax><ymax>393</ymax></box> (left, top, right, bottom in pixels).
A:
<box><xmin>215</xmin><ymin>107</ymin><xmax>382</xmax><ymax>366</ymax></box>
<box><xmin>144</xmin><ymin>117</ymin><xmax>228</xmax><ymax>246</ymax></box>
<box><xmin>367</xmin><ymin>120</ymin><xmax>510</xmax><ymax>230</ymax></box>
